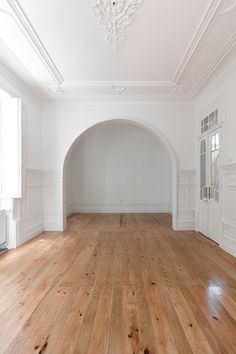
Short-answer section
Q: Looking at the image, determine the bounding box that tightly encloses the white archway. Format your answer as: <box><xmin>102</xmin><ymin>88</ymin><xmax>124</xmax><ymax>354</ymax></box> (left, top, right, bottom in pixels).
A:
<box><xmin>62</xmin><ymin>118</ymin><xmax>178</xmax><ymax>230</ymax></box>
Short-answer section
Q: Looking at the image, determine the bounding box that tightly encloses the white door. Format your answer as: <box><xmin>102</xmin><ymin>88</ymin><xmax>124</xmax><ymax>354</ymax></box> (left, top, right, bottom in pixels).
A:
<box><xmin>199</xmin><ymin>128</ymin><xmax>222</xmax><ymax>243</ymax></box>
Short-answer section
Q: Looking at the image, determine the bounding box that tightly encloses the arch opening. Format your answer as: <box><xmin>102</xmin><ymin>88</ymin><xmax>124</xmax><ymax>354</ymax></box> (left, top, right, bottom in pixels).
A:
<box><xmin>62</xmin><ymin>119</ymin><xmax>178</xmax><ymax>230</ymax></box>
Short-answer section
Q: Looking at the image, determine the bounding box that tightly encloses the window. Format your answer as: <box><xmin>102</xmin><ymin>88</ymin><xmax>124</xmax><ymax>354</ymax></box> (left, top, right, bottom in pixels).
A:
<box><xmin>201</xmin><ymin>110</ymin><xmax>218</xmax><ymax>134</ymax></box>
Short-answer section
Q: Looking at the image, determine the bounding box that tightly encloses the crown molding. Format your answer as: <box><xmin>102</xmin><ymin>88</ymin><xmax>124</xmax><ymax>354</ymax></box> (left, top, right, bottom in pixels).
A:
<box><xmin>1</xmin><ymin>0</ymin><xmax>236</xmax><ymax>102</ymax></box>
<box><xmin>172</xmin><ymin>0</ymin><xmax>222</xmax><ymax>84</ymax></box>
<box><xmin>61</xmin><ymin>80</ymin><xmax>175</xmax><ymax>88</ymax></box>
<box><xmin>0</xmin><ymin>58</ymin><xmax>43</xmax><ymax>103</ymax></box>
<box><xmin>45</xmin><ymin>93</ymin><xmax>193</xmax><ymax>102</ymax></box>
<box><xmin>6</xmin><ymin>0</ymin><xmax>64</xmax><ymax>87</ymax></box>
<box><xmin>45</xmin><ymin>80</ymin><xmax>192</xmax><ymax>100</ymax></box>
<box><xmin>192</xmin><ymin>30</ymin><xmax>236</xmax><ymax>97</ymax></box>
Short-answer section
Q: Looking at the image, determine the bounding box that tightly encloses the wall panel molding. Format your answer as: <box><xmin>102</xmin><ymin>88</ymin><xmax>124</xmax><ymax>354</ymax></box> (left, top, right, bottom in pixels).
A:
<box><xmin>43</xmin><ymin>170</ymin><xmax>63</xmax><ymax>231</ymax></box>
<box><xmin>221</xmin><ymin>163</ymin><xmax>236</xmax><ymax>256</ymax></box>
<box><xmin>18</xmin><ymin>168</ymin><xmax>44</xmax><ymax>245</ymax></box>
<box><xmin>176</xmin><ymin>170</ymin><xmax>196</xmax><ymax>230</ymax></box>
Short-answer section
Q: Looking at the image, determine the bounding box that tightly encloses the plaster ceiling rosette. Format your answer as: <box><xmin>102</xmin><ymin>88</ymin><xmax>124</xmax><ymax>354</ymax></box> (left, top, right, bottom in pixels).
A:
<box><xmin>87</xmin><ymin>0</ymin><xmax>143</xmax><ymax>51</ymax></box>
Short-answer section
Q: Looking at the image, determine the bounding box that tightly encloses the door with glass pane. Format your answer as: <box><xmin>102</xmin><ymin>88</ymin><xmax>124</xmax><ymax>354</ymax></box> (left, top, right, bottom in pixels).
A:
<box><xmin>199</xmin><ymin>137</ymin><xmax>209</xmax><ymax>237</ymax></box>
<box><xmin>199</xmin><ymin>128</ymin><xmax>222</xmax><ymax>243</ymax></box>
<box><xmin>208</xmin><ymin>129</ymin><xmax>222</xmax><ymax>243</ymax></box>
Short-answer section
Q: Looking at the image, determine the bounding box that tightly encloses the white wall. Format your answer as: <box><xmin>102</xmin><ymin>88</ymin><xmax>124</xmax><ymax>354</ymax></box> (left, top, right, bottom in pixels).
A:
<box><xmin>195</xmin><ymin>54</ymin><xmax>236</xmax><ymax>257</ymax></box>
<box><xmin>0</xmin><ymin>63</ymin><xmax>43</xmax><ymax>247</ymax></box>
<box><xmin>66</xmin><ymin>122</ymin><xmax>172</xmax><ymax>214</ymax></box>
<box><xmin>42</xmin><ymin>100</ymin><xmax>196</xmax><ymax>231</ymax></box>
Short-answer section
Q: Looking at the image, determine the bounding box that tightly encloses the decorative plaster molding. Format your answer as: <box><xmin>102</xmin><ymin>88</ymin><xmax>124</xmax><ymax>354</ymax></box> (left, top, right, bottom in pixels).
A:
<box><xmin>61</xmin><ymin>80</ymin><xmax>174</xmax><ymax>88</ymax></box>
<box><xmin>192</xmin><ymin>30</ymin><xmax>236</xmax><ymax>97</ymax></box>
<box><xmin>87</xmin><ymin>0</ymin><xmax>143</xmax><ymax>51</ymax></box>
<box><xmin>2</xmin><ymin>0</ymin><xmax>236</xmax><ymax>101</ymax></box>
<box><xmin>6</xmin><ymin>0</ymin><xmax>64</xmax><ymax>87</ymax></box>
<box><xmin>111</xmin><ymin>85</ymin><xmax>127</xmax><ymax>94</ymax></box>
<box><xmin>218</xmin><ymin>0</ymin><xmax>236</xmax><ymax>15</ymax></box>
<box><xmin>174</xmin><ymin>85</ymin><xmax>191</xmax><ymax>94</ymax></box>
<box><xmin>173</xmin><ymin>0</ymin><xmax>222</xmax><ymax>84</ymax></box>
<box><xmin>46</xmin><ymin>79</ymin><xmax>192</xmax><ymax>100</ymax></box>
<box><xmin>46</xmin><ymin>86</ymin><xmax>64</xmax><ymax>95</ymax></box>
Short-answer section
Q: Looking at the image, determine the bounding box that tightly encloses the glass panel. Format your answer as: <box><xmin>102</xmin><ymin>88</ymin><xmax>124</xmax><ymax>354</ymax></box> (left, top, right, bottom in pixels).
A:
<box><xmin>200</xmin><ymin>154</ymin><xmax>206</xmax><ymax>189</ymax></box>
<box><xmin>212</xmin><ymin>135</ymin><xmax>216</xmax><ymax>151</ymax></box>
<box><xmin>200</xmin><ymin>138</ymin><xmax>207</xmax><ymax>200</ymax></box>
<box><xmin>215</xmin><ymin>133</ymin><xmax>220</xmax><ymax>150</ymax></box>
<box><xmin>211</xmin><ymin>133</ymin><xmax>220</xmax><ymax>202</ymax></box>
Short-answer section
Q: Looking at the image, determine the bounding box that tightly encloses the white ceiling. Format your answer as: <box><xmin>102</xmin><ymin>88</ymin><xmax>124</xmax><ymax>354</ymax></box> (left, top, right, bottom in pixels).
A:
<box><xmin>0</xmin><ymin>0</ymin><xmax>236</xmax><ymax>100</ymax></box>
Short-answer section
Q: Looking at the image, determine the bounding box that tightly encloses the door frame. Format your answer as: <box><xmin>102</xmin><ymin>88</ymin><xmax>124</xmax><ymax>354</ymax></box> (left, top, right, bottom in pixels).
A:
<box><xmin>197</xmin><ymin>123</ymin><xmax>223</xmax><ymax>243</ymax></box>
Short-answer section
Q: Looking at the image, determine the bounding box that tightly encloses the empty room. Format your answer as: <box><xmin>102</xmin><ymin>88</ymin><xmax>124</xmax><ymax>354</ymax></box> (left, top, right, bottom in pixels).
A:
<box><xmin>0</xmin><ymin>0</ymin><xmax>236</xmax><ymax>353</ymax></box>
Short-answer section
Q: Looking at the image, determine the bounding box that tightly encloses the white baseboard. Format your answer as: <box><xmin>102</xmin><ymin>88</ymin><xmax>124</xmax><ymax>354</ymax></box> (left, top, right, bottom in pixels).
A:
<box><xmin>220</xmin><ymin>223</ymin><xmax>236</xmax><ymax>257</ymax></box>
<box><xmin>176</xmin><ymin>210</ymin><xmax>195</xmax><ymax>231</ymax></box>
<box><xmin>72</xmin><ymin>202</ymin><xmax>171</xmax><ymax>213</ymax></box>
<box><xmin>175</xmin><ymin>221</ymin><xmax>195</xmax><ymax>231</ymax></box>
<box><xmin>44</xmin><ymin>220</ymin><xmax>63</xmax><ymax>232</ymax></box>
<box><xmin>67</xmin><ymin>203</ymin><xmax>74</xmax><ymax>217</ymax></box>
<box><xmin>17</xmin><ymin>220</ymin><xmax>44</xmax><ymax>246</ymax></box>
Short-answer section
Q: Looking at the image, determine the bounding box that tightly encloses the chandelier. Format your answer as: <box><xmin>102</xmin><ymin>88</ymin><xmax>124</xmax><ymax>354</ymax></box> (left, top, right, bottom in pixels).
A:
<box><xmin>87</xmin><ymin>0</ymin><xmax>143</xmax><ymax>52</ymax></box>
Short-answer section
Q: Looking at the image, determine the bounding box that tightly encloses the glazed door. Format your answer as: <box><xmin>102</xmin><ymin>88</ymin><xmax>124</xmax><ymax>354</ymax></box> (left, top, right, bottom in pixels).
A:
<box><xmin>199</xmin><ymin>136</ymin><xmax>209</xmax><ymax>237</ymax></box>
<box><xmin>199</xmin><ymin>128</ymin><xmax>222</xmax><ymax>243</ymax></box>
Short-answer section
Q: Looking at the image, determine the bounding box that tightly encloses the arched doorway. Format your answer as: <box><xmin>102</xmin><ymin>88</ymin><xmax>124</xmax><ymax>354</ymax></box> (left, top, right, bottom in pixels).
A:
<box><xmin>62</xmin><ymin>119</ymin><xmax>178</xmax><ymax>230</ymax></box>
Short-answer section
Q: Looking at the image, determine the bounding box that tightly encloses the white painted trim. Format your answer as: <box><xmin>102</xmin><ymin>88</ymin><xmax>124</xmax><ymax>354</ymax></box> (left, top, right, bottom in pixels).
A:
<box><xmin>192</xmin><ymin>31</ymin><xmax>236</xmax><ymax>97</ymax></box>
<box><xmin>6</xmin><ymin>0</ymin><xmax>64</xmax><ymax>86</ymax></box>
<box><xmin>175</xmin><ymin>221</ymin><xmax>196</xmax><ymax>231</ymax></box>
<box><xmin>62</xmin><ymin>81</ymin><xmax>175</xmax><ymax>88</ymax></box>
<box><xmin>173</xmin><ymin>0</ymin><xmax>222</xmax><ymax>83</ymax></box>
<box><xmin>72</xmin><ymin>202</ymin><xmax>171</xmax><ymax>214</ymax></box>
<box><xmin>1</xmin><ymin>0</ymin><xmax>236</xmax><ymax>101</ymax></box>
<box><xmin>220</xmin><ymin>222</ymin><xmax>236</xmax><ymax>257</ymax></box>
<box><xmin>44</xmin><ymin>221</ymin><xmax>63</xmax><ymax>232</ymax></box>
<box><xmin>17</xmin><ymin>221</ymin><xmax>44</xmax><ymax>246</ymax></box>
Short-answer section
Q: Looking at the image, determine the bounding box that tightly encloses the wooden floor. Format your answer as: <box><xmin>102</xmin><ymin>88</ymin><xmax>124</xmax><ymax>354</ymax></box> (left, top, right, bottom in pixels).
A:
<box><xmin>0</xmin><ymin>213</ymin><xmax>236</xmax><ymax>354</ymax></box>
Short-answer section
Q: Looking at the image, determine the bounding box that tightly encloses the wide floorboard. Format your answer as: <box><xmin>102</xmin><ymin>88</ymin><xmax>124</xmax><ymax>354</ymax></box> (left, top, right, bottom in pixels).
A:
<box><xmin>0</xmin><ymin>213</ymin><xmax>236</xmax><ymax>353</ymax></box>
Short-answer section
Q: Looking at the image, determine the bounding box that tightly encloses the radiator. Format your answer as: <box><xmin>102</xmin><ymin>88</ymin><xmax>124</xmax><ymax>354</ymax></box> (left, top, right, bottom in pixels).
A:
<box><xmin>0</xmin><ymin>210</ymin><xmax>7</xmax><ymax>245</ymax></box>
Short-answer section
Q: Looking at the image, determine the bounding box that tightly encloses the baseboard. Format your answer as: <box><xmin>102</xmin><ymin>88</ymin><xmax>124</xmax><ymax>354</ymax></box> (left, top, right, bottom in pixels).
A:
<box><xmin>44</xmin><ymin>220</ymin><xmax>63</xmax><ymax>232</ymax></box>
<box><xmin>72</xmin><ymin>202</ymin><xmax>171</xmax><ymax>213</ymax></box>
<box><xmin>175</xmin><ymin>221</ymin><xmax>195</xmax><ymax>231</ymax></box>
<box><xmin>220</xmin><ymin>222</ymin><xmax>236</xmax><ymax>257</ymax></box>
<box><xmin>67</xmin><ymin>203</ymin><xmax>74</xmax><ymax>217</ymax></box>
<box><xmin>17</xmin><ymin>221</ymin><xmax>44</xmax><ymax>246</ymax></box>
<box><xmin>220</xmin><ymin>242</ymin><xmax>236</xmax><ymax>258</ymax></box>
<box><xmin>176</xmin><ymin>209</ymin><xmax>195</xmax><ymax>230</ymax></box>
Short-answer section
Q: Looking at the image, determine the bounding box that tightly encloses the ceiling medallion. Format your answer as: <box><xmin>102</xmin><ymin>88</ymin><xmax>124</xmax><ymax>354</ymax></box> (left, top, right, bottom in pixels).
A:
<box><xmin>87</xmin><ymin>0</ymin><xmax>143</xmax><ymax>51</ymax></box>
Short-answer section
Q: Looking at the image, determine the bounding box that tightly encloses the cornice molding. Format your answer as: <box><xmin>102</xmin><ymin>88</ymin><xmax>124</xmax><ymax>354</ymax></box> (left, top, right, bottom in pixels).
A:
<box><xmin>192</xmin><ymin>30</ymin><xmax>236</xmax><ymax>97</ymax></box>
<box><xmin>6</xmin><ymin>0</ymin><xmax>64</xmax><ymax>87</ymax></box>
<box><xmin>172</xmin><ymin>0</ymin><xmax>222</xmax><ymax>84</ymax></box>
<box><xmin>1</xmin><ymin>0</ymin><xmax>236</xmax><ymax>102</ymax></box>
<box><xmin>61</xmin><ymin>80</ymin><xmax>175</xmax><ymax>88</ymax></box>
<box><xmin>0</xmin><ymin>58</ymin><xmax>43</xmax><ymax>103</ymax></box>
<box><xmin>45</xmin><ymin>93</ymin><xmax>193</xmax><ymax>102</ymax></box>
